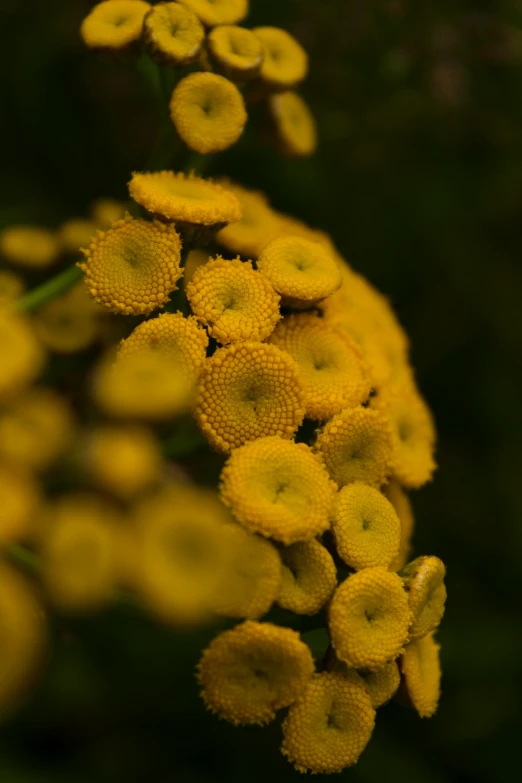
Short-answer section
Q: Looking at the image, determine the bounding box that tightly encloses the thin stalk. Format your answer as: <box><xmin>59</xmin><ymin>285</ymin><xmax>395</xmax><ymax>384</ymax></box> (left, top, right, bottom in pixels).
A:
<box><xmin>14</xmin><ymin>264</ymin><xmax>83</xmax><ymax>313</ymax></box>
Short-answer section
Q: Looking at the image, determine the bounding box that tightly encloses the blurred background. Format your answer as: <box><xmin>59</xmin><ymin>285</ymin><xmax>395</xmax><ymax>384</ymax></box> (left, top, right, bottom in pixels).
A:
<box><xmin>1</xmin><ymin>1</ymin><xmax>521</xmax><ymax>781</ymax></box>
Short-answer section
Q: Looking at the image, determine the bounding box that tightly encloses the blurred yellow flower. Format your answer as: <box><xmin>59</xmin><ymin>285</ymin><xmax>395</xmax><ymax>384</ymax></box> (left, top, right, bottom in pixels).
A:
<box><xmin>0</xmin><ymin>464</ymin><xmax>41</xmax><ymax>544</ymax></box>
<box><xmin>215</xmin><ymin>182</ymin><xmax>285</xmax><ymax>258</ymax></box>
<box><xmin>207</xmin><ymin>25</ymin><xmax>263</xmax><ymax>80</ymax></box>
<box><xmin>269</xmin><ymin>91</ymin><xmax>317</xmax><ymax>157</ymax></box>
<box><xmin>144</xmin><ymin>2</ymin><xmax>204</xmax><ymax>65</ymax></box>
<box><xmin>80</xmin><ymin>0</ymin><xmax>151</xmax><ymax>50</ymax></box>
<box><xmin>0</xmin><ymin>270</ymin><xmax>25</xmax><ymax>307</ymax></box>
<box><xmin>178</xmin><ymin>0</ymin><xmax>248</xmax><ymax>27</ymax></box>
<box><xmin>277</xmin><ymin>539</ymin><xmax>337</xmax><ymax>615</ymax></box>
<box><xmin>91</xmin><ymin>198</ymin><xmax>126</xmax><ymax>229</ymax></box>
<box><xmin>0</xmin><ymin>225</ymin><xmax>59</xmax><ymax>269</ymax></box>
<box><xmin>58</xmin><ymin>219</ymin><xmax>97</xmax><ymax>254</ymax></box>
<box><xmin>400</xmin><ymin>633</ymin><xmax>441</xmax><ymax>718</ymax></box>
<box><xmin>0</xmin><ymin>312</ymin><xmax>44</xmax><ymax>402</ymax></box>
<box><xmin>32</xmin><ymin>284</ymin><xmax>101</xmax><ymax>354</ymax></box>
<box><xmin>253</xmin><ymin>27</ymin><xmax>308</xmax><ymax>89</ymax></box>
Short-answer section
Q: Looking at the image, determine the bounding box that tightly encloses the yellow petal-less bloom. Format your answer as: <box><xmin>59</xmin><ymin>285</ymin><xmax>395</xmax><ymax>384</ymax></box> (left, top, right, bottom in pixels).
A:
<box><xmin>213</xmin><ymin>524</ymin><xmax>282</xmax><ymax>619</ymax></box>
<box><xmin>40</xmin><ymin>495</ymin><xmax>121</xmax><ymax>612</ymax></box>
<box><xmin>58</xmin><ymin>219</ymin><xmax>97</xmax><ymax>254</ymax></box>
<box><xmin>195</xmin><ymin>342</ymin><xmax>305</xmax><ymax>453</ymax></box>
<box><xmin>0</xmin><ymin>312</ymin><xmax>44</xmax><ymax>402</ymax></box>
<box><xmin>78</xmin><ymin>214</ymin><xmax>182</xmax><ymax>315</ymax></box>
<box><xmin>183</xmin><ymin>248</ymin><xmax>209</xmax><ymax>285</ymax></box>
<box><xmin>133</xmin><ymin>486</ymin><xmax>232</xmax><ymax>625</ymax></box>
<box><xmin>332</xmin><ymin>483</ymin><xmax>401</xmax><ymax>570</ymax></box>
<box><xmin>0</xmin><ymin>464</ymin><xmax>40</xmax><ymax>543</ymax></box>
<box><xmin>0</xmin><ymin>225</ymin><xmax>59</xmax><ymax>269</ymax></box>
<box><xmin>186</xmin><ymin>256</ymin><xmax>280</xmax><ymax>344</ymax></box>
<box><xmin>400</xmin><ymin>556</ymin><xmax>447</xmax><ymax>640</ymax></box>
<box><xmin>344</xmin><ymin>661</ymin><xmax>401</xmax><ymax>708</ymax></box>
<box><xmin>198</xmin><ymin>621</ymin><xmax>314</xmax><ymax>725</ymax></box>
<box><xmin>328</xmin><ymin>567</ymin><xmax>411</xmax><ymax>670</ymax></box>
<box><xmin>117</xmin><ymin>311</ymin><xmax>208</xmax><ymax>384</ymax></box>
<box><xmin>400</xmin><ymin>633</ymin><xmax>441</xmax><ymax>718</ymax></box>
<box><xmin>129</xmin><ymin>171</ymin><xmax>242</xmax><ymax>227</ymax></box>
<box><xmin>314</xmin><ymin>406</ymin><xmax>393</xmax><ymax>489</ymax></box>
<box><xmin>207</xmin><ymin>25</ymin><xmax>263</xmax><ymax>80</ymax></box>
<box><xmin>170</xmin><ymin>72</ymin><xmax>247</xmax><ymax>154</ymax></box>
<box><xmin>220</xmin><ymin>436</ymin><xmax>335</xmax><ymax>544</ymax></box>
<box><xmin>0</xmin><ymin>270</ymin><xmax>25</xmax><ymax>307</ymax></box>
<box><xmin>268</xmin><ymin>313</ymin><xmax>371</xmax><ymax>420</ymax></box>
<box><xmin>257</xmin><ymin>236</ymin><xmax>342</xmax><ymax>308</ymax></box>
<box><xmin>281</xmin><ymin>672</ymin><xmax>375</xmax><ymax>774</ymax></box>
<box><xmin>80</xmin><ymin>0</ymin><xmax>151</xmax><ymax>51</ymax></box>
<box><xmin>32</xmin><ymin>287</ymin><xmax>100</xmax><ymax>354</ymax></box>
<box><xmin>0</xmin><ymin>564</ymin><xmax>46</xmax><ymax>719</ymax></box>
<box><xmin>386</xmin><ymin>480</ymin><xmax>415</xmax><ymax>571</ymax></box>
<box><xmin>372</xmin><ymin>384</ymin><xmax>436</xmax><ymax>489</ymax></box>
<box><xmin>277</xmin><ymin>539</ymin><xmax>337</xmax><ymax>615</ymax></box>
<box><xmin>0</xmin><ymin>387</ymin><xmax>74</xmax><ymax>472</ymax></box>
<box><xmin>253</xmin><ymin>27</ymin><xmax>308</xmax><ymax>90</ymax></box>
<box><xmin>215</xmin><ymin>182</ymin><xmax>286</xmax><ymax>258</ymax></box>
<box><xmin>269</xmin><ymin>91</ymin><xmax>317</xmax><ymax>157</ymax></box>
<box><xmin>91</xmin><ymin>198</ymin><xmax>126</xmax><ymax>229</ymax></box>
<box><xmin>82</xmin><ymin>425</ymin><xmax>162</xmax><ymax>499</ymax></box>
<box><xmin>177</xmin><ymin>0</ymin><xmax>248</xmax><ymax>27</ymax></box>
<box><xmin>143</xmin><ymin>2</ymin><xmax>204</xmax><ymax>65</ymax></box>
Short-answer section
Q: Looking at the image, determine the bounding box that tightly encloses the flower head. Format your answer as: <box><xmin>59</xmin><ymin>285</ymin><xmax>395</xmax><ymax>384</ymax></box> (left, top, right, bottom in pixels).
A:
<box><xmin>186</xmin><ymin>256</ymin><xmax>280</xmax><ymax>344</ymax></box>
<box><xmin>257</xmin><ymin>236</ymin><xmax>342</xmax><ymax>307</ymax></box>
<box><xmin>386</xmin><ymin>480</ymin><xmax>415</xmax><ymax>571</ymax></box>
<box><xmin>58</xmin><ymin>219</ymin><xmax>97</xmax><ymax>254</ymax></box>
<box><xmin>195</xmin><ymin>342</ymin><xmax>305</xmax><ymax>452</ymax></box>
<box><xmin>253</xmin><ymin>27</ymin><xmax>308</xmax><ymax>89</ymax></box>
<box><xmin>177</xmin><ymin>0</ymin><xmax>248</xmax><ymax>27</ymax></box>
<box><xmin>0</xmin><ymin>270</ymin><xmax>25</xmax><ymax>307</ymax></box>
<box><xmin>328</xmin><ymin>567</ymin><xmax>411</xmax><ymax>670</ymax></box>
<box><xmin>0</xmin><ymin>225</ymin><xmax>59</xmax><ymax>269</ymax></box>
<box><xmin>78</xmin><ymin>214</ymin><xmax>182</xmax><ymax>315</ymax></box>
<box><xmin>220</xmin><ymin>436</ymin><xmax>336</xmax><ymax>544</ymax></box>
<box><xmin>144</xmin><ymin>2</ymin><xmax>204</xmax><ymax>65</ymax></box>
<box><xmin>91</xmin><ymin>198</ymin><xmax>126</xmax><ymax>229</ymax></box>
<box><xmin>129</xmin><ymin>171</ymin><xmax>241</xmax><ymax>227</ymax></box>
<box><xmin>277</xmin><ymin>539</ymin><xmax>337</xmax><ymax>615</ymax></box>
<box><xmin>343</xmin><ymin>660</ymin><xmax>401</xmax><ymax>708</ymax></box>
<box><xmin>400</xmin><ymin>633</ymin><xmax>441</xmax><ymax>717</ymax></box>
<box><xmin>400</xmin><ymin>556</ymin><xmax>447</xmax><ymax>640</ymax></box>
<box><xmin>314</xmin><ymin>406</ymin><xmax>393</xmax><ymax>488</ymax></box>
<box><xmin>281</xmin><ymin>672</ymin><xmax>375</xmax><ymax>773</ymax></box>
<box><xmin>197</xmin><ymin>621</ymin><xmax>314</xmax><ymax>725</ymax></box>
<box><xmin>0</xmin><ymin>312</ymin><xmax>44</xmax><ymax>402</ymax></box>
<box><xmin>32</xmin><ymin>284</ymin><xmax>100</xmax><ymax>354</ymax></box>
<box><xmin>269</xmin><ymin>91</ymin><xmax>317</xmax><ymax>157</ymax></box>
<box><xmin>207</xmin><ymin>25</ymin><xmax>263</xmax><ymax>80</ymax></box>
<box><xmin>80</xmin><ymin>0</ymin><xmax>151</xmax><ymax>50</ymax></box>
<box><xmin>0</xmin><ymin>464</ymin><xmax>41</xmax><ymax>543</ymax></box>
<box><xmin>268</xmin><ymin>313</ymin><xmax>371</xmax><ymax>420</ymax></box>
<box><xmin>215</xmin><ymin>182</ymin><xmax>286</xmax><ymax>258</ymax></box>
<box><xmin>170</xmin><ymin>72</ymin><xmax>247</xmax><ymax>154</ymax></box>
<box><xmin>332</xmin><ymin>483</ymin><xmax>401</xmax><ymax>570</ymax></box>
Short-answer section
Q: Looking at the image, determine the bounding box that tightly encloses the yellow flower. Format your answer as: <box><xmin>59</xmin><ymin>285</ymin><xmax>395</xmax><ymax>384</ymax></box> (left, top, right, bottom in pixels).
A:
<box><xmin>215</xmin><ymin>182</ymin><xmax>286</xmax><ymax>258</ymax></box>
<box><xmin>269</xmin><ymin>91</ymin><xmax>317</xmax><ymax>157</ymax></box>
<box><xmin>169</xmin><ymin>72</ymin><xmax>247</xmax><ymax>154</ymax></box>
<box><xmin>58</xmin><ymin>218</ymin><xmax>97</xmax><ymax>254</ymax></box>
<box><xmin>0</xmin><ymin>270</ymin><xmax>25</xmax><ymax>307</ymax></box>
<box><xmin>277</xmin><ymin>539</ymin><xmax>337</xmax><ymax>615</ymax></box>
<box><xmin>117</xmin><ymin>311</ymin><xmax>208</xmax><ymax>384</ymax></box>
<box><xmin>351</xmin><ymin>661</ymin><xmax>401</xmax><ymax>708</ymax></box>
<box><xmin>82</xmin><ymin>425</ymin><xmax>162</xmax><ymax>499</ymax></box>
<box><xmin>220</xmin><ymin>436</ymin><xmax>336</xmax><ymax>544</ymax></box>
<box><xmin>206</xmin><ymin>25</ymin><xmax>264</xmax><ymax>80</ymax></box>
<box><xmin>332</xmin><ymin>483</ymin><xmax>401</xmax><ymax>570</ymax></box>
<box><xmin>0</xmin><ymin>464</ymin><xmax>41</xmax><ymax>543</ymax></box>
<box><xmin>143</xmin><ymin>2</ymin><xmax>204</xmax><ymax>65</ymax></box>
<box><xmin>129</xmin><ymin>171</ymin><xmax>242</xmax><ymax>227</ymax></box>
<box><xmin>400</xmin><ymin>633</ymin><xmax>441</xmax><ymax>718</ymax></box>
<box><xmin>183</xmin><ymin>248</ymin><xmax>209</xmax><ymax>285</ymax></box>
<box><xmin>32</xmin><ymin>284</ymin><xmax>100</xmax><ymax>354</ymax></box>
<box><xmin>0</xmin><ymin>387</ymin><xmax>74</xmax><ymax>472</ymax></box>
<box><xmin>400</xmin><ymin>556</ymin><xmax>447</xmax><ymax>640</ymax></box>
<box><xmin>91</xmin><ymin>198</ymin><xmax>126</xmax><ymax>229</ymax></box>
<box><xmin>314</xmin><ymin>406</ymin><xmax>393</xmax><ymax>489</ymax></box>
<box><xmin>257</xmin><ymin>236</ymin><xmax>342</xmax><ymax>308</ymax></box>
<box><xmin>197</xmin><ymin>621</ymin><xmax>314</xmax><ymax>725</ymax></box>
<box><xmin>372</xmin><ymin>383</ymin><xmax>436</xmax><ymax>489</ymax></box>
<box><xmin>78</xmin><ymin>214</ymin><xmax>182</xmax><ymax>315</ymax></box>
<box><xmin>186</xmin><ymin>256</ymin><xmax>280</xmax><ymax>344</ymax></box>
<box><xmin>253</xmin><ymin>27</ymin><xmax>308</xmax><ymax>90</ymax></box>
<box><xmin>177</xmin><ymin>0</ymin><xmax>248</xmax><ymax>27</ymax></box>
<box><xmin>0</xmin><ymin>564</ymin><xmax>46</xmax><ymax>719</ymax></box>
<box><xmin>328</xmin><ymin>567</ymin><xmax>411</xmax><ymax>670</ymax></box>
<box><xmin>195</xmin><ymin>342</ymin><xmax>305</xmax><ymax>453</ymax></box>
<box><xmin>385</xmin><ymin>480</ymin><xmax>415</xmax><ymax>571</ymax></box>
<box><xmin>40</xmin><ymin>494</ymin><xmax>121</xmax><ymax>612</ymax></box>
<box><xmin>281</xmin><ymin>672</ymin><xmax>375</xmax><ymax>773</ymax></box>
<box><xmin>213</xmin><ymin>523</ymin><xmax>282</xmax><ymax>619</ymax></box>
<box><xmin>80</xmin><ymin>0</ymin><xmax>151</xmax><ymax>50</ymax></box>
<box><xmin>92</xmin><ymin>348</ymin><xmax>193</xmax><ymax>420</ymax></box>
<box><xmin>0</xmin><ymin>225</ymin><xmax>59</xmax><ymax>269</ymax></box>
<box><xmin>133</xmin><ymin>485</ymin><xmax>232</xmax><ymax>625</ymax></box>
<box><xmin>268</xmin><ymin>313</ymin><xmax>371</xmax><ymax>420</ymax></box>
<box><xmin>0</xmin><ymin>312</ymin><xmax>44</xmax><ymax>402</ymax></box>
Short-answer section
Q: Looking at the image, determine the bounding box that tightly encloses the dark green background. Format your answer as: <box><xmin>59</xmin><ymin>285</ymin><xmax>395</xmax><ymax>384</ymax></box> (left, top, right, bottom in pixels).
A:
<box><xmin>1</xmin><ymin>1</ymin><xmax>521</xmax><ymax>781</ymax></box>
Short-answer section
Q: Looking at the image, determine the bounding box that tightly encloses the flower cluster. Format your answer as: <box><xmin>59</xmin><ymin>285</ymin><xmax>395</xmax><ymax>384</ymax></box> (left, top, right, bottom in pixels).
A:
<box><xmin>0</xmin><ymin>0</ymin><xmax>445</xmax><ymax>774</ymax></box>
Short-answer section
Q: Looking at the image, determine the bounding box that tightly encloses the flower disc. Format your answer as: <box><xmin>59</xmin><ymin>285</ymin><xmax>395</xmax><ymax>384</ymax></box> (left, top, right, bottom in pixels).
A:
<box><xmin>80</xmin><ymin>0</ymin><xmax>151</xmax><ymax>50</ymax></box>
<box><xmin>253</xmin><ymin>27</ymin><xmax>308</xmax><ymax>89</ymax></box>
<box><xmin>269</xmin><ymin>91</ymin><xmax>317</xmax><ymax>157</ymax></box>
<box><xmin>143</xmin><ymin>2</ymin><xmax>204</xmax><ymax>65</ymax></box>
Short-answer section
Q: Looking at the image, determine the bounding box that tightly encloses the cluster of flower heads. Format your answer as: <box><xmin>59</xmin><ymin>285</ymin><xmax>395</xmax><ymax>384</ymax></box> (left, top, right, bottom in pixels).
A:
<box><xmin>80</xmin><ymin>0</ymin><xmax>317</xmax><ymax>157</ymax></box>
<box><xmin>0</xmin><ymin>1</ymin><xmax>445</xmax><ymax>775</ymax></box>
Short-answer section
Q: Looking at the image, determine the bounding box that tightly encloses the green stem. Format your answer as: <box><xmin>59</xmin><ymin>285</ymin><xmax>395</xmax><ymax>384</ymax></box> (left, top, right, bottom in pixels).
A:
<box><xmin>7</xmin><ymin>544</ymin><xmax>40</xmax><ymax>573</ymax></box>
<box><xmin>14</xmin><ymin>264</ymin><xmax>83</xmax><ymax>313</ymax></box>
